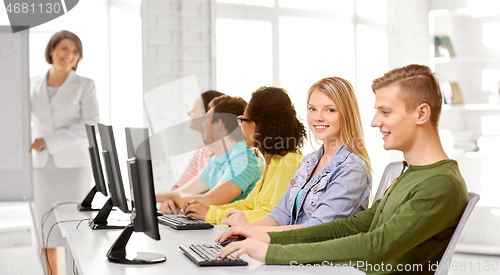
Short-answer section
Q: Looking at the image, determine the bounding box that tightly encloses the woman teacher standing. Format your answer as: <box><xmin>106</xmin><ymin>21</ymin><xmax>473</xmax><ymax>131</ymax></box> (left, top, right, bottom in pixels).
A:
<box><xmin>30</xmin><ymin>30</ymin><xmax>99</xmax><ymax>270</ymax></box>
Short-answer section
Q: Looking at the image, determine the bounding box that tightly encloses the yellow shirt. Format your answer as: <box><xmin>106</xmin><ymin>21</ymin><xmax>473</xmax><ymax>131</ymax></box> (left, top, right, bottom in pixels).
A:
<box><xmin>205</xmin><ymin>152</ymin><xmax>303</xmax><ymax>224</ymax></box>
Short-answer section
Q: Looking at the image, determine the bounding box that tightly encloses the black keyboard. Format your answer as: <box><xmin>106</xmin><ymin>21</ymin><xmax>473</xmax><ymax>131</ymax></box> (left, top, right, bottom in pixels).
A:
<box><xmin>179</xmin><ymin>244</ymin><xmax>248</xmax><ymax>266</ymax></box>
<box><xmin>158</xmin><ymin>214</ymin><xmax>214</xmax><ymax>230</ymax></box>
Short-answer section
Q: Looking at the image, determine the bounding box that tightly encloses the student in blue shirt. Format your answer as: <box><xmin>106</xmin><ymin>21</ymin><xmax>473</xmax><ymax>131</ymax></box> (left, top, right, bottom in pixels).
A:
<box><xmin>223</xmin><ymin>77</ymin><xmax>372</xmax><ymax>231</ymax></box>
<box><xmin>156</xmin><ymin>95</ymin><xmax>264</xmax><ymax>214</ymax></box>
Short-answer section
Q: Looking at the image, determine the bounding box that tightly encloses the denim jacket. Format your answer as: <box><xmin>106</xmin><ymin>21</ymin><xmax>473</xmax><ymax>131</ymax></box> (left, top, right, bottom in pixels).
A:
<box><xmin>267</xmin><ymin>144</ymin><xmax>371</xmax><ymax>227</ymax></box>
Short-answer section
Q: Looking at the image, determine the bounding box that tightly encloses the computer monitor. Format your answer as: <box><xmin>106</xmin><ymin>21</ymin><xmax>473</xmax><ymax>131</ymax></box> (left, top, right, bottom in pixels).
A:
<box><xmin>107</xmin><ymin>127</ymin><xmax>165</xmax><ymax>264</ymax></box>
<box><xmin>88</xmin><ymin>123</ymin><xmax>130</xmax><ymax>230</ymax></box>
<box><xmin>77</xmin><ymin>124</ymin><xmax>109</xmax><ymax>211</ymax></box>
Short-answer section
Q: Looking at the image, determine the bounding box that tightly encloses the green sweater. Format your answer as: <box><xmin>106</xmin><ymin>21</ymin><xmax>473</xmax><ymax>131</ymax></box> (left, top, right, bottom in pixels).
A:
<box><xmin>266</xmin><ymin>160</ymin><xmax>468</xmax><ymax>274</ymax></box>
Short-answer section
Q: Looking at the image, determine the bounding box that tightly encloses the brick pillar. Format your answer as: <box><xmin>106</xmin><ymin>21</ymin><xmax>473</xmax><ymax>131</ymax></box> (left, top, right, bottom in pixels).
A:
<box><xmin>142</xmin><ymin>0</ymin><xmax>212</xmax><ymax>190</ymax></box>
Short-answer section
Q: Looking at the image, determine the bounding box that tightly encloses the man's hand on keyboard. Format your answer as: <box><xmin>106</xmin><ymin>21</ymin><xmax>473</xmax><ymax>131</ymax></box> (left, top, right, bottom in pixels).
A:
<box><xmin>216</xmin><ymin>238</ymin><xmax>268</xmax><ymax>263</ymax></box>
<box><xmin>159</xmin><ymin>199</ymin><xmax>179</xmax><ymax>214</ymax></box>
<box><xmin>215</xmin><ymin>226</ymin><xmax>270</xmax><ymax>245</ymax></box>
<box><xmin>221</xmin><ymin>209</ymin><xmax>250</xmax><ymax>227</ymax></box>
<box><xmin>183</xmin><ymin>200</ymin><xmax>209</xmax><ymax>220</ymax></box>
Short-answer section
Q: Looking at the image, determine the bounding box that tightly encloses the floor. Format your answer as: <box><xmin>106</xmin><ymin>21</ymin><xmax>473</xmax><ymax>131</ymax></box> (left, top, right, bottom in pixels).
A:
<box><xmin>0</xmin><ymin>246</ymin><xmax>44</xmax><ymax>275</ymax></box>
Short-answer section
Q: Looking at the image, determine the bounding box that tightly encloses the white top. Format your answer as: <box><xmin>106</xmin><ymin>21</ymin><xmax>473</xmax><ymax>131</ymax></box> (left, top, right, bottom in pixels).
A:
<box><xmin>47</xmin><ymin>85</ymin><xmax>58</xmax><ymax>103</ymax></box>
<box><xmin>31</xmin><ymin>70</ymin><xmax>100</xmax><ymax>169</ymax></box>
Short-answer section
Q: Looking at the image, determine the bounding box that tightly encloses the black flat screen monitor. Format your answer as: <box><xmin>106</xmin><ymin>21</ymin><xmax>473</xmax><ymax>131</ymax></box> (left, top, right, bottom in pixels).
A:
<box><xmin>77</xmin><ymin>124</ymin><xmax>108</xmax><ymax>211</ymax></box>
<box><xmin>98</xmin><ymin>123</ymin><xmax>129</xmax><ymax>213</ymax></box>
<box><xmin>88</xmin><ymin>123</ymin><xmax>130</xmax><ymax>230</ymax></box>
<box><xmin>106</xmin><ymin>127</ymin><xmax>165</xmax><ymax>264</ymax></box>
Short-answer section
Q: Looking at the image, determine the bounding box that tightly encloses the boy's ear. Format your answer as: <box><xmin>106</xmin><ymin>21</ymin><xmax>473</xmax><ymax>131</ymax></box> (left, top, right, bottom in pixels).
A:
<box><xmin>213</xmin><ymin>118</ymin><xmax>224</xmax><ymax>132</ymax></box>
<box><xmin>210</xmin><ymin>118</ymin><xmax>224</xmax><ymax>142</ymax></box>
<box><xmin>415</xmin><ymin>103</ymin><xmax>431</xmax><ymax>125</ymax></box>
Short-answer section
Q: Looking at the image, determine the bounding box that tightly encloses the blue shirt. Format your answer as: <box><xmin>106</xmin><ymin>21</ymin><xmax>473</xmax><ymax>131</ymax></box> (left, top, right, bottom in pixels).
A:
<box><xmin>291</xmin><ymin>189</ymin><xmax>303</xmax><ymax>224</ymax></box>
<box><xmin>198</xmin><ymin>141</ymin><xmax>264</xmax><ymax>202</ymax></box>
<box><xmin>267</xmin><ymin>144</ymin><xmax>371</xmax><ymax>227</ymax></box>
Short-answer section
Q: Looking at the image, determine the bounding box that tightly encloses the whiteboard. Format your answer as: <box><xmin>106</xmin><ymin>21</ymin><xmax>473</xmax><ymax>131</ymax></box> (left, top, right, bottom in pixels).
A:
<box><xmin>0</xmin><ymin>26</ymin><xmax>32</xmax><ymax>201</ymax></box>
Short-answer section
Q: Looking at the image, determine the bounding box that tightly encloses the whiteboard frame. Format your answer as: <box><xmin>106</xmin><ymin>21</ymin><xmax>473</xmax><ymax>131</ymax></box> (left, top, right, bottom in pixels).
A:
<box><xmin>0</xmin><ymin>26</ymin><xmax>33</xmax><ymax>202</ymax></box>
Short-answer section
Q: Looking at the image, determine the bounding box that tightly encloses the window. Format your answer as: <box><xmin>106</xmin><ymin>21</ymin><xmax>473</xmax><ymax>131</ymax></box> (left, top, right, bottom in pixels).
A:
<box><xmin>23</xmin><ymin>0</ymin><xmax>142</xmax><ymax>185</ymax></box>
<box><xmin>27</xmin><ymin>0</ymin><xmax>142</xmax><ymax>127</ymax></box>
<box><xmin>214</xmin><ymin>0</ymin><xmax>389</xmax><ymax>185</ymax></box>
<box><xmin>216</xmin><ymin>19</ymin><xmax>273</xmax><ymax>99</ymax></box>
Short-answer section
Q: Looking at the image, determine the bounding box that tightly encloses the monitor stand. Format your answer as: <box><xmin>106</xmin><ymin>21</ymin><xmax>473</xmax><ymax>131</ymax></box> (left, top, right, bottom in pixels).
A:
<box><xmin>77</xmin><ymin>186</ymin><xmax>101</xmax><ymax>211</ymax></box>
<box><xmin>89</xmin><ymin>198</ymin><xmax>127</xmax><ymax>230</ymax></box>
<box><xmin>107</xmin><ymin>224</ymin><xmax>166</xmax><ymax>264</ymax></box>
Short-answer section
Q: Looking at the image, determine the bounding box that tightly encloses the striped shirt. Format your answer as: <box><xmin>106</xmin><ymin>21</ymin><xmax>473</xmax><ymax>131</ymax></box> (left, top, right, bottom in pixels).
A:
<box><xmin>171</xmin><ymin>146</ymin><xmax>211</xmax><ymax>190</ymax></box>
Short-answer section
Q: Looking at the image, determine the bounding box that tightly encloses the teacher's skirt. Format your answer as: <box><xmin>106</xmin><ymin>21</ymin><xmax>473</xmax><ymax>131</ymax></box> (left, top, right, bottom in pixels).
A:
<box><xmin>33</xmin><ymin>155</ymin><xmax>92</xmax><ymax>248</ymax></box>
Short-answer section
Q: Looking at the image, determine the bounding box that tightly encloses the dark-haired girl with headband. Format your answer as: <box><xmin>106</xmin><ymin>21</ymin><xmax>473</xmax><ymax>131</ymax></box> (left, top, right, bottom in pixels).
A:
<box><xmin>169</xmin><ymin>90</ymin><xmax>225</xmax><ymax>190</ymax></box>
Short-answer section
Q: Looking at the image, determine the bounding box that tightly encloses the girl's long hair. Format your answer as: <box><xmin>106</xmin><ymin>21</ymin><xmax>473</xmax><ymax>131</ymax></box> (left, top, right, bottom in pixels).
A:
<box><xmin>307</xmin><ymin>77</ymin><xmax>372</xmax><ymax>179</ymax></box>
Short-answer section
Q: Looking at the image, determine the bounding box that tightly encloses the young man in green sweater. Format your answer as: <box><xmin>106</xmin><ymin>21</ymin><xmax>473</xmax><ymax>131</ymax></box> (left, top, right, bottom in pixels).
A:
<box><xmin>216</xmin><ymin>64</ymin><xmax>469</xmax><ymax>274</ymax></box>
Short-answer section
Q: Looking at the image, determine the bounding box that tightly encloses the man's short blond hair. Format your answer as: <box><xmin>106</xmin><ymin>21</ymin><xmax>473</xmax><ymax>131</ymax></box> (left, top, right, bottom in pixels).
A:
<box><xmin>372</xmin><ymin>64</ymin><xmax>442</xmax><ymax>127</ymax></box>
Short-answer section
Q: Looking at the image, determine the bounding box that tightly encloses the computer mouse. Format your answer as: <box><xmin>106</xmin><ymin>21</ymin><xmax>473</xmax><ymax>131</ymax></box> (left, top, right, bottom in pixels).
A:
<box><xmin>218</xmin><ymin>236</ymin><xmax>246</xmax><ymax>247</ymax></box>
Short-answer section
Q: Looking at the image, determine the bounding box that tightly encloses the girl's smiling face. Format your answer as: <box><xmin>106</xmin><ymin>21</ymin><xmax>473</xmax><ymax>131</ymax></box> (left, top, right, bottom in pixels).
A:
<box><xmin>307</xmin><ymin>89</ymin><xmax>341</xmax><ymax>143</ymax></box>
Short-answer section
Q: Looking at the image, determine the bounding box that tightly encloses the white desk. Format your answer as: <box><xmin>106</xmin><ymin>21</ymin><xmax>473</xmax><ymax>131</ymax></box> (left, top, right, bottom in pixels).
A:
<box><xmin>54</xmin><ymin>204</ymin><xmax>364</xmax><ymax>275</ymax></box>
<box><xmin>65</xmin><ymin>225</ymin><xmax>364</xmax><ymax>275</ymax></box>
<box><xmin>52</xmin><ymin>202</ymin><xmax>130</xmax><ymax>275</ymax></box>
<box><xmin>53</xmin><ymin>203</ymin><xmax>130</xmax><ymax>237</ymax></box>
